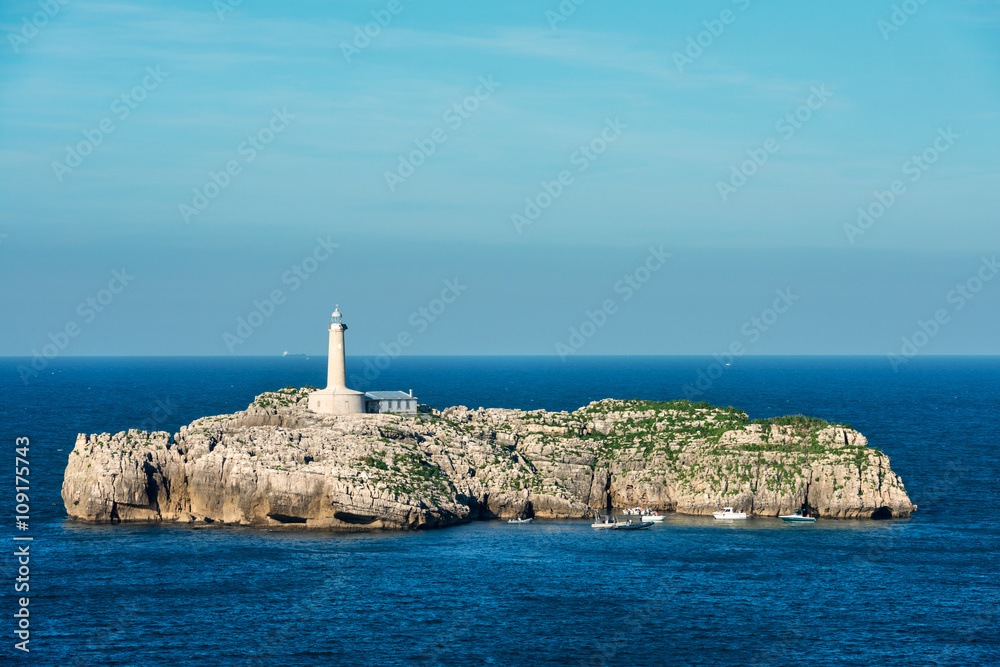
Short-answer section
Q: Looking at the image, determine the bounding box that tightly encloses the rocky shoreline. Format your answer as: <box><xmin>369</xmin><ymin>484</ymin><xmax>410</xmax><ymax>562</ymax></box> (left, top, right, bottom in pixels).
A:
<box><xmin>61</xmin><ymin>388</ymin><xmax>916</xmax><ymax>530</ymax></box>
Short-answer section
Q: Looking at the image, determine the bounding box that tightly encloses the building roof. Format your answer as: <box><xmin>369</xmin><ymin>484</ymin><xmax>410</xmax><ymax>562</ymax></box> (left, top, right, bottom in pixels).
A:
<box><xmin>365</xmin><ymin>391</ymin><xmax>416</xmax><ymax>400</ymax></box>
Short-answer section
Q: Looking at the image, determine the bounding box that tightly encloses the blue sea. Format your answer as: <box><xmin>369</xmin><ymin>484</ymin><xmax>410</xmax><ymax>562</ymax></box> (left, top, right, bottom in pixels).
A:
<box><xmin>3</xmin><ymin>356</ymin><xmax>999</xmax><ymax>666</ymax></box>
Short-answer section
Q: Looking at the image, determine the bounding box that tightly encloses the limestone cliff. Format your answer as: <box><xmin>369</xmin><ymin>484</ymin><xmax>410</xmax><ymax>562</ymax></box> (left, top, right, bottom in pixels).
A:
<box><xmin>62</xmin><ymin>389</ymin><xmax>916</xmax><ymax>530</ymax></box>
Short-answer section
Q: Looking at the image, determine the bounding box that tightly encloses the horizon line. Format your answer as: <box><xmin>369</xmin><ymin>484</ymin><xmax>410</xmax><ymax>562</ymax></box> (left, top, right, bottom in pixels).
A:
<box><xmin>3</xmin><ymin>354</ymin><xmax>1000</xmax><ymax>359</ymax></box>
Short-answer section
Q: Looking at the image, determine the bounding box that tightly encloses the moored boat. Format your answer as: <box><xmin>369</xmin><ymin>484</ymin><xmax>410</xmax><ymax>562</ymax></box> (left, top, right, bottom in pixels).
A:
<box><xmin>712</xmin><ymin>507</ymin><xmax>747</xmax><ymax>520</ymax></box>
<box><xmin>640</xmin><ymin>514</ymin><xmax>665</xmax><ymax>522</ymax></box>
<box><xmin>623</xmin><ymin>506</ymin><xmax>661</xmax><ymax>518</ymax></box>
<box><xmin>779</xmin><ymin>509</ymin><xmax>816</xmax><ymax>523</ymax></box>
<box><xmin>507</xmin><ymin>517</ymin><xmax>532</xmax><ymax>524</ymax></box>
<box><xmin>611</xmin><ymin>520</ymin><xmax>652</xmax><ymax>531</ymax></box>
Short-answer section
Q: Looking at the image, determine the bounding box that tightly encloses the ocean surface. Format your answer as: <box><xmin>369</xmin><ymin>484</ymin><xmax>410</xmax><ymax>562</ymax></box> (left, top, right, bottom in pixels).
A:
<box><xmin>3</xmin><ymin>355</ymin><xmax>999</xmax><ymax>666</ymax></box>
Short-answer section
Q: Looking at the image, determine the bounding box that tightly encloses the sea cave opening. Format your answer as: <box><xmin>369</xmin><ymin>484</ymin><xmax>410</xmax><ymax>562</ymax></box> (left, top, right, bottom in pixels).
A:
<box><xmin>871</xmin><ymin>506</ymin><xmax>893</xmax><ymax>520</ymax></box>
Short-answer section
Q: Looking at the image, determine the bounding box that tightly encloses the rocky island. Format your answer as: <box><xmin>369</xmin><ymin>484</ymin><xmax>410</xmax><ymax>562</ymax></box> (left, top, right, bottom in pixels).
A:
<box><xmin>62</xmin><ymin>388</ymin><xmax>916</xmax><ymax>530</ymax></box>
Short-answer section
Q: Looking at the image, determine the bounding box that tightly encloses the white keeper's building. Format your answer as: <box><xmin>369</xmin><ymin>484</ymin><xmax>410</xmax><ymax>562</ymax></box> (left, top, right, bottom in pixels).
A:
<box><xmin>365</xmin><ymin>390</ymin><xmax>418</xmax><ymax>415</ymax></box>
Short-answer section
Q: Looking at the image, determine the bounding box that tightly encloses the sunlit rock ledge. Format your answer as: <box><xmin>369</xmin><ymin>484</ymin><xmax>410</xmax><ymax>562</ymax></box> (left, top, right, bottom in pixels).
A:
<box><xmin>62</xmin><ymin>388</ymin><xmax>916</xmax><ymax>530</ymax></box>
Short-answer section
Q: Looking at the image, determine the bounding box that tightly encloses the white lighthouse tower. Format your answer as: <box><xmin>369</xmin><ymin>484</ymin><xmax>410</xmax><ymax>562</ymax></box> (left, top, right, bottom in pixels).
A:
<box><xmin>307</xmin><ymin>305</ymin><xmax>365</xmax><ymax>414</ymax></box>
<box><xmin>326</xmin><ymin>305</ymin><xmax>349</xmax><ymax>389</ymax></box>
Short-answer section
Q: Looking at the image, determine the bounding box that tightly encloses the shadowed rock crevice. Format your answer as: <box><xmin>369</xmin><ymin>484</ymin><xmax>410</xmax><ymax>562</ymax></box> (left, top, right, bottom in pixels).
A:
<box><xmin>61</xmin><ymin>389</ymin><xmax>917</xmax><ymax>530</ymax></box>
<box><xmin>332</xmin><ymin>511</ymin><xmax>377</xmax><ymax>525</ymax></box>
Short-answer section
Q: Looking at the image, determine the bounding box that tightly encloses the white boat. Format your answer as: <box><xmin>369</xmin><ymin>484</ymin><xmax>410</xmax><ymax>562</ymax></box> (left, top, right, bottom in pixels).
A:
<box><xmin>712</xmin><ymin>507</ymin><xmax>747</xmax><ymax>520</ymax></box>
<box><xmin>507</xmin><ymin>517</ymin><xmax>532</xmax><ymax>524</ymax></box>
<box><xmin>779</xmin><ymin>509</ymin><xmax>816</xmax><ymax>523</ymax></box>
<box><xmin>623</xmin><ymin>507</ymin><xmax>663</xmax><ymax>521</ymax></box>
<box><xmin>591</xmin><ymin>514</ymin><xmax>618</xmax><ymax>529</ymax></box>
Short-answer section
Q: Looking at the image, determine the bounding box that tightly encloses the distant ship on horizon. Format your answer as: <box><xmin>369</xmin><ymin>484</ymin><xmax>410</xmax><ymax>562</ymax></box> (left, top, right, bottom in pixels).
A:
<box><xmin>282</xmin><ymin>351</ymin><xmax>308</xmax><ymax>357</ymax></box>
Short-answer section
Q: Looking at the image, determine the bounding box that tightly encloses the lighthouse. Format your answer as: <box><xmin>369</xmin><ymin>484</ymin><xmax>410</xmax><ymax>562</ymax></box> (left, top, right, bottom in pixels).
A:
<box><xmin>307</xmin><ymin>305</ymin><xmax>365</xmax><ymax>415</ymax></box>
<box><xmin>327</xmin><ymin>305</ymin><xmax>348</xmax><ymax>388</ymax></box>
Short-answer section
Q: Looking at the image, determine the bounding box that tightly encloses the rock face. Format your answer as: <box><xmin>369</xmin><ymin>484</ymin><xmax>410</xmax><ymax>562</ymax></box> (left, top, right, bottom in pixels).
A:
<box><xmin>62</xmin><ymin>389</ymin><xmax>916</xmax><ymax>530</ymax></box>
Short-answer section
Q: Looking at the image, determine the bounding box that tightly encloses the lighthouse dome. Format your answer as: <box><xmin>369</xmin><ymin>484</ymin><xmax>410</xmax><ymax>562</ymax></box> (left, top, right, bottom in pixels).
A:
<box><xmin>331</xmin><ymin>305</ymin><xmax>343</xmax><ymax>324</ymax></box>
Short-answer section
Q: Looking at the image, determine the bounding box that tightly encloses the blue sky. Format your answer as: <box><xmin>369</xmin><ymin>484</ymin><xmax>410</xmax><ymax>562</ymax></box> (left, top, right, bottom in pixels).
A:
<box><xmin>1</xmin><ymin>0</ymin><xmax>998</xmax><ymax>357</ymax></box>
